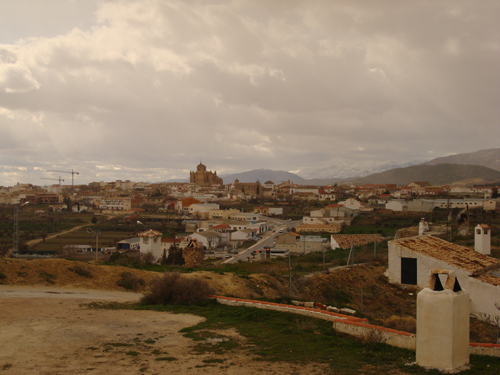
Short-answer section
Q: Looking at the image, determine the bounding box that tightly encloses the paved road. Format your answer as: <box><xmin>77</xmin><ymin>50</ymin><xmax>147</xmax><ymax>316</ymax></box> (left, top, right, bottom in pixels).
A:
<box><xmin>221</xmin><ymin>217</ymin><xmax>302</xmax><ymax>264</ymax></box>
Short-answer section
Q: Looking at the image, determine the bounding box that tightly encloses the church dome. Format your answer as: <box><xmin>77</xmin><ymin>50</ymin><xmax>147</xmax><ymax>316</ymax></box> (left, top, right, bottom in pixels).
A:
<box><xmin>197</xmin><ymin>163</ymin><xmax>207</xmax><ymax>172</ymax></box>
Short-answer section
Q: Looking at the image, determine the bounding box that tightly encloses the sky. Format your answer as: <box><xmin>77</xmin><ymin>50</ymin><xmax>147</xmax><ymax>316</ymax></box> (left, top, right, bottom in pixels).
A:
<box><xmin>1</xmin><ymin>0</ymin><xmax>499</xmax><ymax>186</ymax></box>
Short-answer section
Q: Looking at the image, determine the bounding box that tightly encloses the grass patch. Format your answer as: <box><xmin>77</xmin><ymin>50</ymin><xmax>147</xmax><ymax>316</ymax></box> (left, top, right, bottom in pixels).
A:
<box><xmin>155</xmin><ymin>357</ymin><xmax>177</xmax><ymax>362</ymax></box>
<box><xmin>126</xmin><ymin>300</ymin><xmax>500</xmax><ymax>374</ymax></box>
<box><xmin>125</xmin><ymin>351</ymin><xmax>140</xmax><ymax>356</ymax></box>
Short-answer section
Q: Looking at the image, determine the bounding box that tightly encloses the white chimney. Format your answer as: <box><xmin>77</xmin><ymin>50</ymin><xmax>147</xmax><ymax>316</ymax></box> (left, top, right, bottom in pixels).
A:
<box><xmin>419</xmin><ymin>218</ymin><xmax>429</xmax><ymax>236</ymax></box>
<box><xmin>474</xmin><ymin>224</ymin><xmax>491</xmax><ymax>255</ymax></box>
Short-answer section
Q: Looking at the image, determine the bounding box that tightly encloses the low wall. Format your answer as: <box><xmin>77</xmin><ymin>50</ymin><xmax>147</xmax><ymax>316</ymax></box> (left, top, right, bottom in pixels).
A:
<box><xmin>213</xmin><ymin>296</ymin><xmax>500</xmax><ymax>357</ymax></box>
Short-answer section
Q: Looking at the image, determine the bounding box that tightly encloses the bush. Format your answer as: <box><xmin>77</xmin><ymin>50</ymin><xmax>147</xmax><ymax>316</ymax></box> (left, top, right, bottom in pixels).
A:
<box><xmin>68</xmin><ymin>265</ymin><xmax>93</xmax><ymax>278</ymax></box>
<box><xmin>140</xmin><ymin>251</ymin><xmax>157</xmax><ymax>266</ymax></box>
<box><xmin>140</xmin><ymin>272</ymin><xmax>214</xmax><ymax>305</ymax></box>
<box><xmin>117</xmin><ymin>271</ymin><xmax>145</xmax><ymax>291</ymax></box>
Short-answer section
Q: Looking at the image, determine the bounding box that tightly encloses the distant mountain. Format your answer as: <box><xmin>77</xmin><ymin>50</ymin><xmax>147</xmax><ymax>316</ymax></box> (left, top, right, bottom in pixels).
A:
<box><xmin>221</xmin><ymin>169</ymin><xmax>305</xmax><ymax>184</ymax></box>
<box><xmin>340</xmin><ymin>164</ymin><xmax>500</xmax><ymax>186</ymax></box>
<box><xmin>295</xmin><ymin>159</ymin><xmax>423</xmax><ymax>180</ymax></box>
<box><xmin>423</xmin><ymin>148</ymin><xmax>500</xmax><ymax>171</ymax></box>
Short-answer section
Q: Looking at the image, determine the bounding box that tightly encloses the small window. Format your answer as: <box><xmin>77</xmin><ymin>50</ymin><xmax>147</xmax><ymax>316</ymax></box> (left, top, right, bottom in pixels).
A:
<box><xmin>477</xmin><ymin>229</ymin><xmax>481</xmax><ymax>235</ymax></box>
<box><xmin>484</xmin><ymin>229</ymin><xmax>489</xmax><ymax>235</ymax></box>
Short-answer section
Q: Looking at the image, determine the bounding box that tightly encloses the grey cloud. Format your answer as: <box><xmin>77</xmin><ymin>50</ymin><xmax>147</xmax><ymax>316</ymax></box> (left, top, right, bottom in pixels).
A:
<box><xmin>0</xmin><ymin>0</ymin><xmax>498</xmax><ymax>185</ymax></box>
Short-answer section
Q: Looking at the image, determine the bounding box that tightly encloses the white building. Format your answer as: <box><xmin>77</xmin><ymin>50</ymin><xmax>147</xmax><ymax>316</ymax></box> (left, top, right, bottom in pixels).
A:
<box><xmin>231</xmin><ymin>229</ymin><xmax>255</xmax><ymax>241</ymax></box>
<box><xmin>269</xmin><ymin>207</ymin><xmax>283</xmax><ymax>215</ymax></box>
<box><xmin>138</xmin><ymin>229</ymin><xmax>163</xmax><ymax>259</ymax></box>
<box><xmin>98</xmin><ymin>197</ymin><xmax>132</xmax><ymax>210</ymax></box>
<box><xmin>190</xmin><ymin>231</ymin><xmax>220</xmax><ymax>249</ymax></box>
<box><xmin>387</xmin><ymin>235</ymin><xmax>500</xmax><ymax>318</ymax></box>
<box><xmin>338</xmin><ymin>198</ymin><xmax>362</xmax><ymax>210</ymax></box>
<box><xmin>385</xmin><ymin>200</ymin><xmax>408</xmax><ymax>212</ymax></box>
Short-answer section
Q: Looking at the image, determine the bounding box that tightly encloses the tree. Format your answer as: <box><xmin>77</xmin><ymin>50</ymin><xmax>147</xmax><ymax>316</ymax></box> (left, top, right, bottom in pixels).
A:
<box><xmin>0</xmin><ymin>243</ymin><xmax>10</xmax><ymax>257</ymax></box>
<box><xmin>160</xmin><ymin>249</ymin><xmax>168</xmax><ymax>265</ymax></box>
<box><xmin>492</xmin><ymin>188</ymin><xmax>499</xmax><ymax>199</ymax></box>
<box><xmin>478</xmin><ymin>302</ymin><xmax>500</xmax><ymax>344</ymax></box>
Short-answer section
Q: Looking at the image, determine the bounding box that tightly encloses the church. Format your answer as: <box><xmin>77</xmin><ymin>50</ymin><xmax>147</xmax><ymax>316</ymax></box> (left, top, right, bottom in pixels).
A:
<box><xmin>190</xmin><ymin>162</ymin><xmax>223</xmax><ymax>186</ymax></box>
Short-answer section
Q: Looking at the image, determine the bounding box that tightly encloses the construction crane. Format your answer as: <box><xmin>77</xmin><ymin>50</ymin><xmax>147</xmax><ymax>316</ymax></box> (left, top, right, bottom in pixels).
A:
<box><xmin>41</xmin><ymin>177</ymin><xmax>64</xmax><ymax>186</ymax></box>
<box><xmin>47</xmin><ymin>169</ymin><xmax>79</xmax><ymax>189</ymax></box>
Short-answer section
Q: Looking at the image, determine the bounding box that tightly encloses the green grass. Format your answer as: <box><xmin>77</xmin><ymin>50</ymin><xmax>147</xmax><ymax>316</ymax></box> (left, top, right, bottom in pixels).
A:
<box><xmin>89</xmin><ymin>300</ymin><xmax>500</xmax><ymax>374</ymax></box>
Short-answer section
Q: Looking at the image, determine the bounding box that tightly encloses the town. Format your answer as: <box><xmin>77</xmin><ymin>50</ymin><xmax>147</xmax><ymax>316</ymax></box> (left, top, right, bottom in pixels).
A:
<box><xmin>1</xmin><ymin>161</ymin><xmax>500</xmax><ymax>373</ymax></box>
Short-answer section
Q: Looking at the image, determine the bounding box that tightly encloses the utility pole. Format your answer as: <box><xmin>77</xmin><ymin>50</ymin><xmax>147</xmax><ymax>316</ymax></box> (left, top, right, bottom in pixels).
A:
<box><xmin>289</xmin><ymin>250</ymin><xmax>292</xmax><ymax>297</ymax></box>
<box><xmin>86</xmin><ymin>228</ymin><xmax>101</xmax><ymax>261</ymax></box>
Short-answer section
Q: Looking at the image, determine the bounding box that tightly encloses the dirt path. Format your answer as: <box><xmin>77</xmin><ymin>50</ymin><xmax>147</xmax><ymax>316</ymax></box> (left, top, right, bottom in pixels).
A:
<box><xmin>25</xmin><ymin>224</ymin><xmax>88</xmax><ymax>247</ymax></box>
<box><xmin>0</xmin><ymin>286</ymin><xmax>328</xmax><ymax>375</ymax></box>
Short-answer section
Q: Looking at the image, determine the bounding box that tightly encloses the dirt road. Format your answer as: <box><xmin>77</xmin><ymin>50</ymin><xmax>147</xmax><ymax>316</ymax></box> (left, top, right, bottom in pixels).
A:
<box><xmin>0</xmin><ymin>286</ymin><xmax>326</xmax><ymax>375</ymax></box>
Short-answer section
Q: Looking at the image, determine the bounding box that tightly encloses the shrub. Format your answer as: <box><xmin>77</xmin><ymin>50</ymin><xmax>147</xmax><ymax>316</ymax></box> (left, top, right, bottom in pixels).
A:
<box><xmin>361</xmin><ymin>329</ymin><xmax>387</xmax><ymax>345</ymax></box>
<box><xmin>140</xmin><ymin>251</ymin><xmax>157</xmax><ymax>266</ymax></box>
<box><xmin>0</xmin><ymin>271</ymin><xmax>6</xmax><ymax>280</ymax></box>
<box><xmin>68</xmin><ymin>265</ymin><xmax>93</xmax><ymax>278</ymax></box>
<box><xmin>140</xmin><ymin>272</ymin><xmax>214</xmax><ymax>305</ymax></box>
<box><xmin>117</xmin><ymin>271</ymin><xmax>145</xmax><ymax>291</ymax></box>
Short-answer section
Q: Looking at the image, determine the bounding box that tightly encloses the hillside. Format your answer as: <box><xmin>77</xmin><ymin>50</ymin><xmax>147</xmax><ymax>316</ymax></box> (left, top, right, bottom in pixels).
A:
<box><xmin>220</xmin><ymin>169</ymin><xmax>305</xmax><ymax>184</ymax></box>
<box><xmin>296</xmin><ymin>159</ymin><xmax>423</xmax><ymax>180</ymax></box>
<box><xmin>340</xmin><ymin>163</ymin><xmax>500</xmax><ymax>186</ymax></box>
<box><xmin>424</xmin><ymin>148</ymin><xmax>500</xmax><ymax>171</ymax></box>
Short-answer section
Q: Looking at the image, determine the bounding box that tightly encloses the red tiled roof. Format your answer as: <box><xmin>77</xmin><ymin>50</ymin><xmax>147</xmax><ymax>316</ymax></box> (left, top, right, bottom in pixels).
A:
<box><xmin>392</xmin><ymin>236</ymin><xmax>498</xmax><ymax>273</ymax></box>
<box><xmin>211</xmin><ymin>224</ymin><xmax>231</xmax><ymax>229</ymax></box>
<box><xmin>331</xmin><ymin>234</ymin><xmax>383</xmax><ymax>249</ymax></box>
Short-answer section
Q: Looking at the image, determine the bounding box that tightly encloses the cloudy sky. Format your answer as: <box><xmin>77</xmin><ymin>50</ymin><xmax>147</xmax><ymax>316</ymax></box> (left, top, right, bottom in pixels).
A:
<box><xmin>1</xmin><ymin>0</ymin><xmax>499</xmax><ymax>186</ymax></box>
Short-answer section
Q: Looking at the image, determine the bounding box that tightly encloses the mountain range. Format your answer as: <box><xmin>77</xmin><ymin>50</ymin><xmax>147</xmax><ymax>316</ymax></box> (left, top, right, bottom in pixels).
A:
<box><xmin>168</xmin><ymin>148</ymin><xmax>500</xmax><ymax>186</ymax></box>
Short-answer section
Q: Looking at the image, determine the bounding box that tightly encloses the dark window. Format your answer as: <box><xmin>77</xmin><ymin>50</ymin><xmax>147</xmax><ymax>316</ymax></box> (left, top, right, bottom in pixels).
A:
<box><xmin>401</xmin><ymin>257</ymin><xmax>417</xmax><ymax>285</ymax></box>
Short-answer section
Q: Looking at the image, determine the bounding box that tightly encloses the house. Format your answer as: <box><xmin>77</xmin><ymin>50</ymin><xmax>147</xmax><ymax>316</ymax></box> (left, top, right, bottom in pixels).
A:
<box><xmin>254</xmin><ymin>206</ymin><xmax>270</xmax><ymax>215</ymax></box>
<box><xmin>338</xmin><ymin>198</ymin><xmax>362</xmax><ymax>210</ymax></box>
<box><xmin>330</xmin><ymin>234</ymin><xmax>383</xmax><ymax>250</ymax></box>
<box><xmin>269</xmin><ymin>207</ymin><xmax>284</xmax><ymax>215</ymax></box>
<box><xmin>295</xmin><ymin>223</ymin><xmax>343</xmax><ymax>234</ymax></box>
<box><xmin>189</xmin><ymin>231</ymin><xmax>220</xmax><ymax>249</ymax></box>
<box><xmin>231</xmin><ymin>229</ymin><xmax>255</xmax><ymax>241</ymax></box>
<box><xmin>98</xmin><ymin>197</ymin><xmax>132</xmax><ymax>211</ymax></box>
<box><xmin>209</xmin><ymin>209</ymin><xmax>239</xmax><ymax>219</ymax></box>
<box><xmin>274</xmin><ymin>233</ymin><xmax>328</xmax><ymax>254</ymax></box>
<box><xmin>229</xmin><ymin>212</ymin><xmax>260</xmax><ymax>223</ymax></box>
<box><xmin>387</xmin><ymin>235</ymin><xmax>500</xmax><ymax>317</ymax></box>
<box><xmin>160</xmin><ymin>237</ymin><xmax>187</xmax><ymax>259</ymax></box>
<box><xmin>137</xmin><ymin>229</ymin><xmax>163</xmax><ymax>259</ymax></box>
<box><xmin>188</xmin><ymin>203</ymin><xmax>220</xmax><ymax>219</ymax></box>
<box><xmin>385</xmin><ymin>200</ymin><xmax>408</xmax><ymax>212</ymax></box>
<box><xmin>116</xmin><ymin>237</ymin><xmax>141</xmax><ymax>252</ymax></box>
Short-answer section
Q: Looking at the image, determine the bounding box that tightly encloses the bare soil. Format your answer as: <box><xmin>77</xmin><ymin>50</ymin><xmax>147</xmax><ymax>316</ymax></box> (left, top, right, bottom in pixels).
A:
<box><xmin>0</xmin><ymin>286</ymin><xmax>328</xmax><ymax>375</ymax></box>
